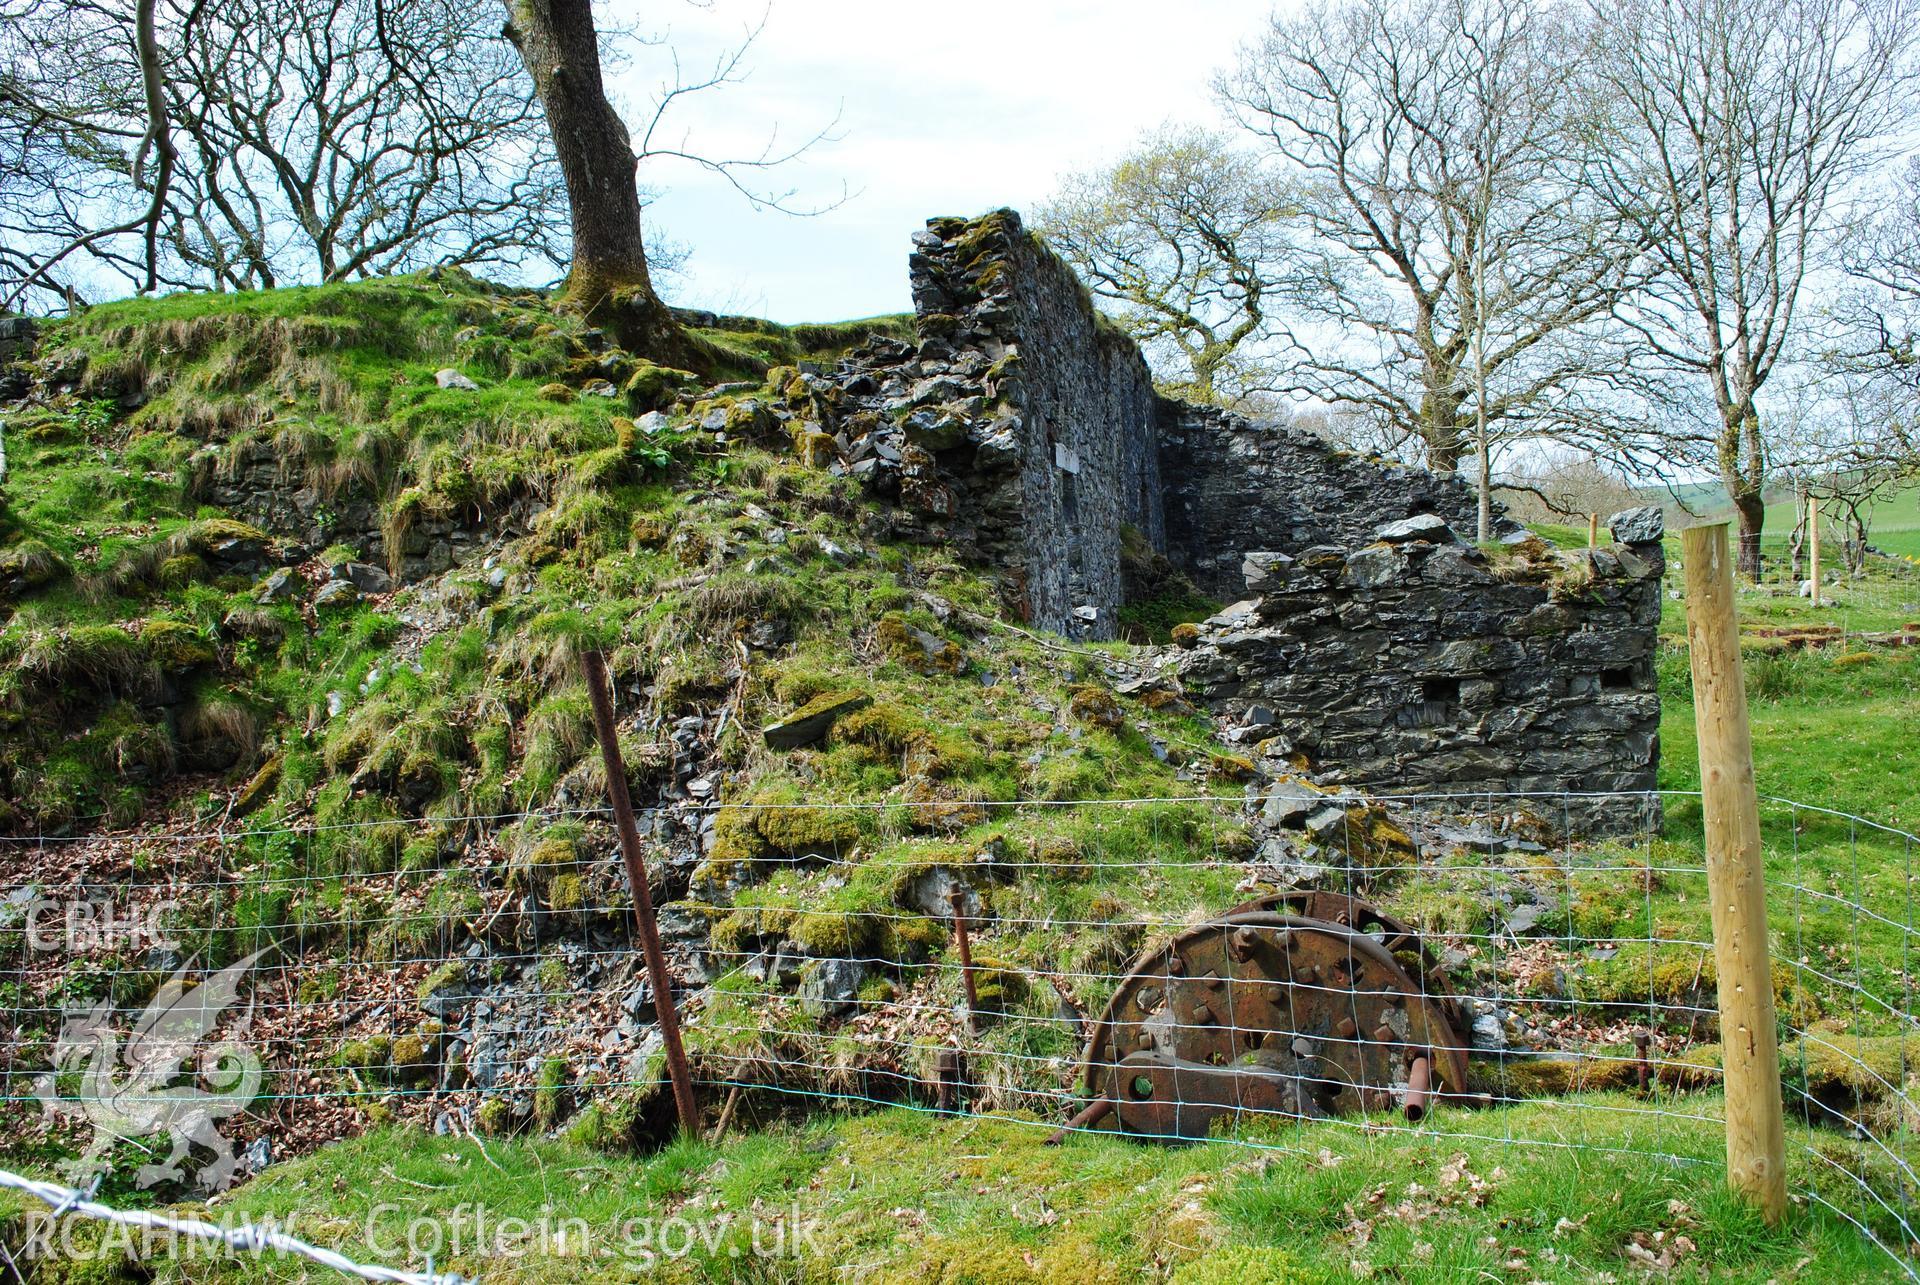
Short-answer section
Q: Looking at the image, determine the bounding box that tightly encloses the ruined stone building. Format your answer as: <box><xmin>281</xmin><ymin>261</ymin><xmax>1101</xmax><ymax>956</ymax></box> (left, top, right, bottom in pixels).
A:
<box><xmin>810</xmin><ymin>209</ymin><xmax>1664</xmax><ymax>829</ymax></box>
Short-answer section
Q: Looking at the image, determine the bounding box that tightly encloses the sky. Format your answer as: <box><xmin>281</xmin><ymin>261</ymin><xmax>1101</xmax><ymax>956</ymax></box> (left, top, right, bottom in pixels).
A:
<box><xmin>610</xmin><ymin>0</ymin><xmax>1272</xmax><ymax>323</ymax></box>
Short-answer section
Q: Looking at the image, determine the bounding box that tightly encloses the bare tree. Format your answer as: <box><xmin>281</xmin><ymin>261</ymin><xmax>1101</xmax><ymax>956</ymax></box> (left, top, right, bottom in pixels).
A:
<box><xmin>1774</xmin><ymin>372</ymin><xmax>1917</xmax><ymax>575</ymax></box>
<box><xmin>1034</xmin><ymin>128</ymin><xmax>1294</xmax><ymax>404</ymax></box>
<box><xmin>159</xmin><ymin>0</ymin><xmax>567</xmax><ymax>290</ymax></box>
<box><xmin>1497</xmin><ymin>446</ymin><xmax>1646</xmax><ymax>527</ymax></box>
<box><xmin>0</xmin><ymin>0</ymin><xmax>182</xmax><ymax>309</ymax></box>
<box><xmin>1834</xmin><ymin>158</ymin><xmax>1920</xmax><ymax>470</ymax></box>
<box><xmin>1581</xmin><ymin>0</ymin><xmax>1917</xmax><ymax>578</ymax></box>
<box><xmin>1217</xmin><ymin>0</ymin><xmax>1645</xmax><ymax>490</ymax></box>
<box><xmin>2</xmin><ymin>0</ymin><xmax>568</xmax><ymax>308</ymax></box>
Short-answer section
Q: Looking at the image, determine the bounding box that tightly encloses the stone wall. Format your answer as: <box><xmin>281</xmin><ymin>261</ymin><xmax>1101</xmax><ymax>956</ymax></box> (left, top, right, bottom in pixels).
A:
<box><xmin>1159</xmin><ymin>404</ymin><xmax>1517</xmax><ymax>601</ymax></box>
<box><xmin>965</xmin><ymin>221</ymin><xmax>1166</xmax><ymax>633</ymax></box>
<box><xmin>818</xmin><ymin>209</ymin><xmax>1516</xmax><ymax>632</ymax></box>
<box><xmin>189</xmin><ymin>441</ymin><xmax>495</xmax><ymax>581</ymax></box>
<box><xmin>803</xmin><ymin>208</ymin><xmax>1665</xmax><ymax>828</ymax></box>
<box><xmin>1175</xmin><ymin>510</ymin><xmax>1667</xmax><ymax>832</ymax></box>
<box><xmin>792</xmin><ymin>210</ymin><xmax>1167</xmax><ymax>636</ymax></box>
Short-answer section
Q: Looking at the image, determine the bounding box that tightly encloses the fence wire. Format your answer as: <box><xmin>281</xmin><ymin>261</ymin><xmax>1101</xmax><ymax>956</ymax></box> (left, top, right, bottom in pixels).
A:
<box><xmin>2</xmin><ymin>787</ymin><xmax>1918</xmax><ymax>1279</ymax></box>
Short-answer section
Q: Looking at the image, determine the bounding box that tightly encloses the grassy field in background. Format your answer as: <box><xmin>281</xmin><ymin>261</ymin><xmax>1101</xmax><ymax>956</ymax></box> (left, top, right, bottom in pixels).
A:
<box><xmin>1763</xmin><ymin>486</ymin><xmax>1920</xmax><ymax>560</ymax></box>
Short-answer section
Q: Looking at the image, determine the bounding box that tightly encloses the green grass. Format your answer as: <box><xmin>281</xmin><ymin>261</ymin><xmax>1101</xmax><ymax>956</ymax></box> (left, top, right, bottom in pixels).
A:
<box><xmin>2</xmin><ymin>1103</ymin><xmax>1902</xmax><ymax>1283</ymax></box>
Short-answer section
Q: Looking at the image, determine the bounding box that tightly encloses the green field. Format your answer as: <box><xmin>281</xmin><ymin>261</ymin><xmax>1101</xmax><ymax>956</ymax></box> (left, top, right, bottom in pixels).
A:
<box><xmin>1763</xmin><ymin>486</ymin><xmax>1920</xmax><ymax>560</ymax></box>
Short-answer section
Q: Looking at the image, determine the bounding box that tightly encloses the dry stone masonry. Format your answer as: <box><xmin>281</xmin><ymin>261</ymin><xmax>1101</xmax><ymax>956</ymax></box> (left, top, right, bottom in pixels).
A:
<box><xmin>799</xmin><ymin>209</ymin><xmax>1663</xmax><ymax>829</ymax></box>
<box><xmin>1175</xmin><ymin>512</ymin><xmax>1666</xmax><ymax>833</ymax></box>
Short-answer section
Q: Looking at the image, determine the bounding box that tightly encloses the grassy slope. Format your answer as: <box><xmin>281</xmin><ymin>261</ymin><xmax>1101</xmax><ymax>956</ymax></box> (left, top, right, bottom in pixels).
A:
<box><xmin>5</xmin><ymin>292</ymin><xmax>1920</xmax><ymax>1281</ymax></box>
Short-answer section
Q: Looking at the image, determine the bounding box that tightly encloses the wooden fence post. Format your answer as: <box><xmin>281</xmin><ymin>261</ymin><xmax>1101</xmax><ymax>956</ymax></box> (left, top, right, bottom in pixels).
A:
<box><xmin>1681</xmin><ymin>523</ymin><xmax>1786</xmax><ymax>1225</ymax></box>
<box><xmin>1808</xmin><ymin>497</ymin><xmax>1821</xmax><ymax>607</ymax></box>
<box><xmin>1588</xmin><ymin>513</ymin><xmax>1599</xmax><ymax>548</ymax></box>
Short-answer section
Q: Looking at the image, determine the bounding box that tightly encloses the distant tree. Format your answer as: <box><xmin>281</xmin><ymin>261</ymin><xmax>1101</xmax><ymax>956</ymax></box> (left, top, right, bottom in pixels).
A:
<box><xmin>1496</xmin><ymin>448</ymin><xmax>1645</xmax><ymax>528</ymax></box>
<box><xmin>1217</xmin><ymin>0</ymin><xmax>1645</xmax><ymax>498</ymax></box>
<box><xmin>1581</xmin><ymin>0</ymin><xmax>1917</xmax><ymax>579</ymax></box>
<box><xmin>1837</xmin><ymin>157</ymin><xmax>1920</xmax><ymax>470</ymax></box>
<box><xmin>1773</xmin><ymin>374</ymin><xmax>1916</xmax><ymax>576</ymax></box>
<box><xmin>1035</xmin><ymin>128</ymin><xmax>1294</xmax><ymax>405</ymax></box>
<box><xmin>161</xmin><ymin>0</ymin><xmax>567</xmax><ymax>289</ymax></box>
<box><xmin>0</xmin><ymin>0</ymin><xmax>178</xmax><ymax>308</ymax></box>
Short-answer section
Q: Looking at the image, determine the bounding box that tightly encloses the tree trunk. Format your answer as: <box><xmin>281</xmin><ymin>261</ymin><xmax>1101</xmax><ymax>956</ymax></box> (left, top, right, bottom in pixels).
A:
<box><xmin>1714</xmin><ymin>400</ymin><xmax>1767</xmax><ymax>582</ymax></box>
<box><xmin>1419</xmin><ymin>390</ymin><xmax>1464</xmax><ymax>473</ymax></box>
<box><xmin>502</xmin><ymin>0</ymin><xmax>688</xmax><ymax>362</ymax></box>
<box><xmin>1729</xmin><ymin>487</ymin><xmax>1765</xmax><ymax>581</ymax></box>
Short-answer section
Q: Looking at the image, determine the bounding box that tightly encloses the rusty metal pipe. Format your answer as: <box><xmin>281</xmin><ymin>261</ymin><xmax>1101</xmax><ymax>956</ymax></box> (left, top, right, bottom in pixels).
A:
<box><xmin>1633</xmin><ymin>1030</ymin><xmax>1652</xmax><ymax>1096</ymax></box>
<box><xmin>583</xmin><ymin>650</ymin><xmax>700</xmax><ymax>1138</ymax></box>
<box><xmin>933</xmin><ymin>1046</ymin><xmax>966</xmax><ymax>1114</ymax></box>
<box><xmin>1045</xmin><ymin>1096</ymin><xmax>1114</xmax><ymax>1145</ymax></box>
<box><xmin>1403</xmin><ymin>1055</ymin><xmax>1432</xmax><ymax>1123</ymax></box>
<box><xmin>947</xmin><ymin>888</ymin><xmax>980</xmax><ymax>1032</ymax></box>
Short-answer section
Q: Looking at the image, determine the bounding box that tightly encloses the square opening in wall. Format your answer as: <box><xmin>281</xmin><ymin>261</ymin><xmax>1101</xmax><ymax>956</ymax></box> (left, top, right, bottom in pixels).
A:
<box><xmin>1422</xmin><ymin>677</ymin><xmax>1461</xmax><ymax>705</ymax></box>
<box><xmin>1601</xmin><ymin>666</ymin><xmax>1638</xmax><ymax>691</ymax></box>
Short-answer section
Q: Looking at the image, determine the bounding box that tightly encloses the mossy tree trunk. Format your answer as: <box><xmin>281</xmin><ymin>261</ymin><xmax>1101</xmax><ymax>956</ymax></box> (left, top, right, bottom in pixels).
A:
<box><xmin>502</xmin><ymin>0</ymin><xmax>693</xmax><ymax>365</ymax></box>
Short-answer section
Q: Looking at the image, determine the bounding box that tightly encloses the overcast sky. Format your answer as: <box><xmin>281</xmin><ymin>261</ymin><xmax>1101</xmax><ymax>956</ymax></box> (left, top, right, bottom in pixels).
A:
<box><xmin>612</xmin><ymin>0</ymin><xmax>1272</xmax><ymax>323</ymax></box>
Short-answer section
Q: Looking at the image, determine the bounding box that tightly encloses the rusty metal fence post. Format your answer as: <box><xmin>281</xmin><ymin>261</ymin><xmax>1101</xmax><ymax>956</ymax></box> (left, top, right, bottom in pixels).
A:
<box><xmin>582</xmin><ymin>649</ymin><xmax>700</xmax><ymax>1137</ymax></box>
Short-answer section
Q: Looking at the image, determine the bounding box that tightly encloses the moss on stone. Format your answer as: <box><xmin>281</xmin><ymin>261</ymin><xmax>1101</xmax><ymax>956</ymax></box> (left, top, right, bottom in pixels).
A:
<box><xmin>757</xmin><ymin>806</ymin><xmax>861</xmax><ymax>853</ymax></box>
<box><xmin>886</xmin><ymin>914</ymin><xmax>948</xmax><ymax>962</ymax></box>
<box><xmin>712</xmin><ymin>905</ymin><xmax>800</xmax><ymax>956</ymax></box>
<box><xmin>537</xmin><ymin>382</ymin><xmax>575</xmax><ymax>403</ymax></box>
<box><xmin>546</xmin><ymin>873</ymin><xmax>587</xmax><ymax>912</ymax></box>
<box><xmin>968</xmin><ymin>957</ymin><xmax>1029</xmax><ymax>1012</ymax></box>
<box><xmin>535</xmin><ymin>1056</ymin><xmax>570</xmax><ymax>1129</ymax></box>
<box><xmin>475</xmin><ymin>1097</ymin><xmax>513</xmax><ymax>1136</ymax></box>
<box><xmin>1208</xmin><ymin>753</ymin><xmax>1257</xmax><ymax>781</ymax></box>
<box><xmin>140</xmin><ymin>619</ymin><xmax>217</xmax><ymax>670</ymax></box>
<box><xmin>833</xmin><ymin>700</ymin><xmax>928</xmax><ymax>753</ymax></box>
<box><xmin>416</xmin><ymin>961</ymin><xmax>463</xmax><ymax>1004</ymax></box>
<box><xmin>391</xmin><ymin>1034</ymin><xmax>432</xmax><ymax>1068</ymax></box>
<box><xmin>335</xmin><ymin>1035</ymin><xmax>392</xmax><ymax>1069</ymax></box>
<box><xmin>791</xmin><ymin>911</ymin><xmax>885</xmax><ymax>958</ymax></box>
<box><xmin>708</xmin><ymin>805</ymin><xmax>769</xmax><ymax>865</ymax></box>
<box><xmin>874</xmin><ymin>611</ymin><xmax>965</xmax><ymax>675</ymax></box>
<box><xmin>232</xmin><ymin>754</ymin><xmax>282</xmax><ymax>817</ymax></box>
<box><xmin>1068</xmin><ymin>684</ymin><xmax>1124</xmax><ymax>729</ymax></box>
<box><xmin>623</xmin><ymin>361</ymin><xmax>697</xmax><ymax>410</ymax></box>
<box><xmin>793</xmin><ymin>426</ymin><xmax>837</xmax><ymax>468</ymax></box>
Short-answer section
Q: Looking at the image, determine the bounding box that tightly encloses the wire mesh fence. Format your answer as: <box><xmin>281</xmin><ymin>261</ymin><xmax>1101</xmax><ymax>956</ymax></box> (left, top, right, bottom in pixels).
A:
<box><xmin>2</xmin><ymin>786</ymin><xmax>1918</xmax><ymax>1276</ymax></box>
